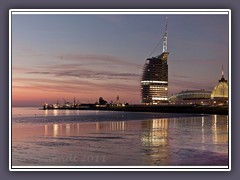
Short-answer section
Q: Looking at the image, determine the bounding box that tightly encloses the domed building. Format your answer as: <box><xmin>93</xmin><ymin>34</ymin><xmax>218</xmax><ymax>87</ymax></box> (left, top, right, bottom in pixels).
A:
<box><xmin>168</xmin><ymin>66</ymin><xmax>228</xmax><ymax>105</ymax></box>
<box><xmin>168</xmin><ymin>89</ymin><xmax>211</xmax><ymax>105</ymax></box>
<box><xmin>211</xmin><ymin>66</ymin><xmax>228</xmax><ymax>100</ymax></box>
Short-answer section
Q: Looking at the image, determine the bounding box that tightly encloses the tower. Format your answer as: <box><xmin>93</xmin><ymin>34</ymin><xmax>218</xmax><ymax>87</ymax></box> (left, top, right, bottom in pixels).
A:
<box><xmin>141</xmin><ymin>17</ymin><xmax>169</xmax><ymax>104</ymax></box>
<box><xmin>163</xmin><ymin>17</ymin><xmax>168</xmax><ymax>53</ymax></box>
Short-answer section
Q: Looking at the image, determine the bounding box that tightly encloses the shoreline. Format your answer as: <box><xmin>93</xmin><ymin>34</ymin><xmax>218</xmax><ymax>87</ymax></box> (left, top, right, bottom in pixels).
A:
<box><xmin>42</xmin><ymin>104</ymin><xmax>228</xmax><ymax>115</ymax></box>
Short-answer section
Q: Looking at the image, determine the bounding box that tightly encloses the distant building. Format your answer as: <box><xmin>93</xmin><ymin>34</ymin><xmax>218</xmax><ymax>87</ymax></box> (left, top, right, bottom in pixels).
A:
<box><xmin>211</xmin><ymin>66</ymin><xmax>228</xmax><ymax>100</ymax></box>
<box><xmin>141</xmin><ymin>18</ymin><xmax>169</xmax><ymax>104</ymax></box>
<box><xmin>169</xmin><ymin>89</ymin><xmax>211</xmax><ymax>105</ymax></box>
<box><xmin>99</xmin><ymin>97</ymin><xmax>107</xmax><ymax>105</ymax></box>
<box><xmin>169</xmin><ymin>66</ymin><xmax>228</xmax><ymax>105</ymax></box>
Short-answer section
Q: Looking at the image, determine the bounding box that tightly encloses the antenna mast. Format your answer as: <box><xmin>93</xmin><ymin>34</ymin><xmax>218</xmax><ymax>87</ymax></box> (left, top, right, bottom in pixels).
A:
<box><xmin>163</xmin><ymin>17</ymin><xmax>168</xmax><ymax>53</ymax></box>
<box><xmin>221</xmin><ymin>65</ymin><xmax>224</xmax><ymax>78</ymax></box>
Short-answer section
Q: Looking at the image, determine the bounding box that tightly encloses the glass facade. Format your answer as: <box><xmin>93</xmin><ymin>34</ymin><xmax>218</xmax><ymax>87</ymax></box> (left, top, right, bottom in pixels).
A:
<box><xmin>141</xmin><ymin>52</ymin><xmax>169</xmax><ymax>104</ymax></box>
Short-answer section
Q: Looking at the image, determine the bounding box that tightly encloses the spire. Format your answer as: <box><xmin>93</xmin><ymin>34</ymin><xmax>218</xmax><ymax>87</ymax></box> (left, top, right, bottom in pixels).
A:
<box><xmin>219</xmin><ymin>65</ymin><xmax>227</xmax><ymax>82</ymax></box>
<box><xmin>221</xmin><ymin>65</ymin><xmax>224</xmax><ymax>78</ymax></box>
<box><xmin>163</xmin><ymin>17</ymin><xmax>168</xmax><ymax>53</ymax></box>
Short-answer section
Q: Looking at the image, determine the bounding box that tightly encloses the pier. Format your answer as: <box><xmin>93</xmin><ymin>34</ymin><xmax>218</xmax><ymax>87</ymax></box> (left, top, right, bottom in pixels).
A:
<box><xmin>42</xmin><ymin>104</ymin><xmax>228</xmax><ymax>115</ymax></box>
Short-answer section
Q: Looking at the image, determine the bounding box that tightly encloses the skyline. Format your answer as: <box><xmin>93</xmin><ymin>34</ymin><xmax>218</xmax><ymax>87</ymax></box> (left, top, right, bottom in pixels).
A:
<box><xmin>12</xmin><ymin>13</ymin><xmax>229</xmax><ymax>106</ymax></box>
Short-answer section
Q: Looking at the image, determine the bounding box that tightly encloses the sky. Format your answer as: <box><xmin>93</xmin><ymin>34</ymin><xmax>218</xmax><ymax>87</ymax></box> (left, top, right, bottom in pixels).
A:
<box><xmin>12</xmin><ymin>13</ymin><xmax>229</xmax><ymax>106</ymax></box>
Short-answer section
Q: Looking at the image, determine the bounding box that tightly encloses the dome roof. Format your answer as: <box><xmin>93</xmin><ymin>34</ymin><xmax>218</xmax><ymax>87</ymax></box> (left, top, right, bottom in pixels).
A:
<box><xmin>211</xmin><ymin>67</ymin><xmax>228</xmax><ymax>99</ymax></box>
<box><xmin>169</xmin><ymin>90</ymin><xmax>211</xmax><ymax>101</ymax></box>
<box><xmin>211</xmin><ymin>81</ymin><xmax>228</xmax><ymax>98</ymax></box>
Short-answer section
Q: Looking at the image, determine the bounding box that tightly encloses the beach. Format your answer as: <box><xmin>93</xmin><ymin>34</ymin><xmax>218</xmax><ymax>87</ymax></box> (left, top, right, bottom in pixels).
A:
<box><xmin>12</xmin><ymin>107</ymin><xmax>229</xmax><ymax>166</ymax></box>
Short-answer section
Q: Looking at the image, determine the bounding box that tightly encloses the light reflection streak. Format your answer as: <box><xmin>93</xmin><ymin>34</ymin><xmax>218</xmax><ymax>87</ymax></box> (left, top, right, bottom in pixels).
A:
<box><xmin>44</xmin><ymin>110</ymin><xmax>48</xmax><ymax>116</ymax></box>
<box><xmin>141</xmin><ymin>119</ymin><xmax>168</xmax><ymax>147</ymax></box>
<box><xmin>201</xmin><ymin>116</ymin><xmax>205</xmax><ymax>144</ymax></box>
<box><xmin>53</xmin><ymin>124</ymin><xmax>59</xmax><ymax>137</ymax></box>
<box><xmin>211</xmin><ymin>115</ymin><xmax>228</xmax><ymax>145</ymax></box>
<box><xmin>66</xmin><ymin>124</ymin><xmax>71</xmax><ymax>136</ymax></box>
<box><xmin>65</xmin><ymin>110</ymin><xmax>70</xmax><ymax>116</ymax></box>
<box><xmin>44</xmin><ymin>125</ymin><xmax>48</xmax><ymax>136</ymax></box>
<box><xmin>110</xmin><ymin>121</ymin><xmax>125</xmax><ymax>131</ymax></box>
<box><xmin>53</xmin><ymin>109</ymin><xmax>58</xmax><ymax>116</ymax></box>
<box><xmin>95</xmin><ymin>121</ymin><xmax>126</xmax><ymax>131</ymax></box>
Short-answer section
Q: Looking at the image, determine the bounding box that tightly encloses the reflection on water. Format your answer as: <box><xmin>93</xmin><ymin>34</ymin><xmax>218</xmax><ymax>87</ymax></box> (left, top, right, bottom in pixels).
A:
<box><xmin>41</xmin><ymin>115</ymin><xmax>228</xmax><ymax>153</ymax></box>
<box><xmin>45</xmin><ymin>123</ymin><xmax>81</xmax><ymax>137</ymax></box>
<box><xmin>211</xmin><ymin>115</ymin><xmax>228</xmax><ymax>144</ymax></box>
<box><xmin>202</xmin><ymin>116</ymin><xmax>205</xmax><ymax>144</ymax></box>
<box><xmin>141</xmin><ymin>119</ymin><xmax>169</xmax><ymax>147</ymax></box>
<box><xmin>140</xmin><ymin>119</ymin><xmax>170</xmax><ymax>165</ymax></box>
<box><xmin>53</xmin><ymin>124</ymin><xmax>58</xmax><ymax>137</ymax></box>
<box><xmin>44</xmin><ymin>121</ymin><xmax>127</xmax><ymax>137</ymax></box>
<box><xmin>53</xmin><ymin>110</ymin><xmax>58</xmax><ymax>116</ymax></box>
<box><xmin>41</xmin><ymin>115</ymin><xmax>228</xmax><ymax>150</ymax></box>
<box><xmin>12</xmin><ymin>107</ymin><xmax>116</xmax><ymax>118</ymax></box>
<box><xmin>44</xmin><ymin>110</ymin><xmax>48</xmax><ymax>116</ymax></box>
<box><xmin>140</xmin><ymin>116</ymin><xmax>228</xmax><ymax>147</ymax></box>
<box><xmin>96</xmin><ymin>121</ymin><xmax>126</xmax><ymax>131</ymax></box>
<box><xmin>12</xmin><ymin>114</ymin><xmax>228</xmax><ymax>166</ymax></box>
<box><xmin>138</xmin><ymin>115</ymin><xmax>228</xmax><ymax>165</ymax></box>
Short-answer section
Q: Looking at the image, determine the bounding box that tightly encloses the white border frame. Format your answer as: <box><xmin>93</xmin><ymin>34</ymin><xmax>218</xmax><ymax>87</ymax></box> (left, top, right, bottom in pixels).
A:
<box><xmin>9</xmin><ymin>9</ymin><xmax>231</xmax><ymax>171</ymax></box>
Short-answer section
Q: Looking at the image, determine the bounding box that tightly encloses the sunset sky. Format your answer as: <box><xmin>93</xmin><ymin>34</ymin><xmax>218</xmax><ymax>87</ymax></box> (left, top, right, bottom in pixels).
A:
<box><xmin>12</xmin><ymin>13</ymin><xmax>229</xmax><ymax>106</ymax></box>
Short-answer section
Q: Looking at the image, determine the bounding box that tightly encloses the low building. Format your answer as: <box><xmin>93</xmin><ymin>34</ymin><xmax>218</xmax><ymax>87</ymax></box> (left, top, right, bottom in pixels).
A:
<box><xmin>169</xmin><ymin>89</ymin><xmax>211</xmax><ymax>105</ymax></box>
<box><xmin>169</xmin><ymin>66</ymin><xmax>228</xmax><ymax>105</ymax></box>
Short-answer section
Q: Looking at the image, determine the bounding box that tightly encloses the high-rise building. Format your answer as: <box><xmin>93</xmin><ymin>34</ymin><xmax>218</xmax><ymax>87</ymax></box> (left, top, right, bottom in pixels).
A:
<box><xmin>141</xmin><ymin>18</ymin><xmax>169</xmax><ymax>104</ymax></box>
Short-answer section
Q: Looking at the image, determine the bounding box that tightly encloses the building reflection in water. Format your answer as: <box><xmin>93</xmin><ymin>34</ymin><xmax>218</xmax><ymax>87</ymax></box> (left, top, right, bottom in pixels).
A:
<box><xmin>44</xmin><ymin>121</ymin><xmax>127</xmax><ymax>137</ymax></box>
<box><xmin>141</xmin><ymin>119</ymin><xmax>169</xmax><ymax>147</ymax></box>
<box><xmin>44</xmin><ymin>123</ymin><xmax>81</xmax><ymax>137</ymax></box>
<box><xmin>53</xmin><ymin>124</ymin><xmax>59</xmax><ymax>137</ymax></box>
<box><xmin>139</xmin><ymin>115</ymin><xmax>228</xmax><ymax>165</ymax></box>
<box><xmin>96</xmin><ymin>121</ymin><xmax>126</xmax><ymax>132</ymax></box>
<box><xmin>44</xmin><ymin>119</ymin><xmax>169</xmax><ymax>139</ymax></box>
<box><xmin>201</xmin><ymin>116</ymin><xmax>205</xmax><ymax>144</ymax></box>
<box><xmin>65</xmin><ymin>110</ymin><xmax>70</xmax><ymax>116</ymax></box>
<box><xmin>168</xmin><ymin>115</ymin><xmax>228</xmax><ymax>146</ymax></box>
<box><xmin>211</xmin><ymin>115</ymin><xmax>228</xmax><ymax>144</ymax></box>
<box><xmin>53</xmin><ymin>109</ymin><xmax>58</xmax><ymax>116</ymax></box>
<box><xmin>43</xmin><ymin>116</ymin><xmax>228</xmax><ymax>154</ymax></box>
<box><xmin>140</xmin><ymin>119</ymin><xmax>170</xmax><ymax>165</ymax></box>
<box><xmin>44</xmin><ymin>110</ymin><xmax>48</xmax><ymax>116</ymax></box>
<box><xmin>66</xmin><ymin>124</ymin><xmax>71</xmax><ymax>136</ymax></box>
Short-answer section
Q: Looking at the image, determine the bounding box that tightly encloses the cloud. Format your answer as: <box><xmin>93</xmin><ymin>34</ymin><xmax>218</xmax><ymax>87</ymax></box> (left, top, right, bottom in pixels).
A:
<box><xmin>12</xmin><ymin>50</ymin><xmax>142</xmax><ymax>104</ymax></box>
<box><xmin>55</xmin><ymin>53</ymin><xmax>142</xmax><ymax>68</ymax></box>
<box><xmin>13</xmin><ymin>75</ymin><xmax>139</xmax><ymax>95</ymax></box>
<box><xmin>13</xmin><ymin>45</ymin><xmax>144</xmax><ymax>69</ymax></box>
<box><xmin>28</xmin><ymin>68</ymin><xmax>140</xmax><ymax>81</ymax></box>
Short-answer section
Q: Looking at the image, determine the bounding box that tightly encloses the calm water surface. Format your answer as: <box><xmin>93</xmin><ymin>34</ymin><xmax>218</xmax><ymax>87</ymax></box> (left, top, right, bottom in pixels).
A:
<box><xmin>12</xmin><ymin>107</ymin><xmax>229</xmax><ymax>166</ymax></box>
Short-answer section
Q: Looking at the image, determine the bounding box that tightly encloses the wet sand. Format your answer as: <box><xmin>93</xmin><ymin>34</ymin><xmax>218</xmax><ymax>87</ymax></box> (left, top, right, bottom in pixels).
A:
<box><xmin>12</xmin><ymin>116</ymin><xmax>228</xmax><ymax>166</ymax></box>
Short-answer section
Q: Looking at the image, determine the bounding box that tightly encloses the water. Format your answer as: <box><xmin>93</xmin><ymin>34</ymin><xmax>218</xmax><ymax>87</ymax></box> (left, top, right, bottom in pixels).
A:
<box><xmin>11</xmin><ymin>107</ymin><xmax>229</xmax><ymax>166</ymax></box>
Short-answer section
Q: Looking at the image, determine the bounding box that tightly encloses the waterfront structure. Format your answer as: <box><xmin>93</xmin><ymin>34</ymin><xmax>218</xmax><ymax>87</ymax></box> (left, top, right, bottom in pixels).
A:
<box><xmin>211</xmin><ymin>66</ymin><xmax>228</xmax><ymax>100</ymax></box>
<box><xmin>168</xmin><ymin>89</ymin><xmax>211</xmax><ymax>105</ymax></box>
<box><xmin>141</xmin><ymin>18</ymin><xmax>169</xmax><ymax>104</ymax></box>
<box><xmin>169</xmin><ymin>66</ymin><xmax>228</xmax><ymax>105</ymax></box>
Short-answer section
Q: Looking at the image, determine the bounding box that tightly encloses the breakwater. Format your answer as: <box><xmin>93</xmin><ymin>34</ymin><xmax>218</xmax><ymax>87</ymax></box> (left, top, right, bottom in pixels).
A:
<box><xmin>43</xmin><ymin>104</ymin><xmax>228</xmax><ymax>115</ymax></box>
